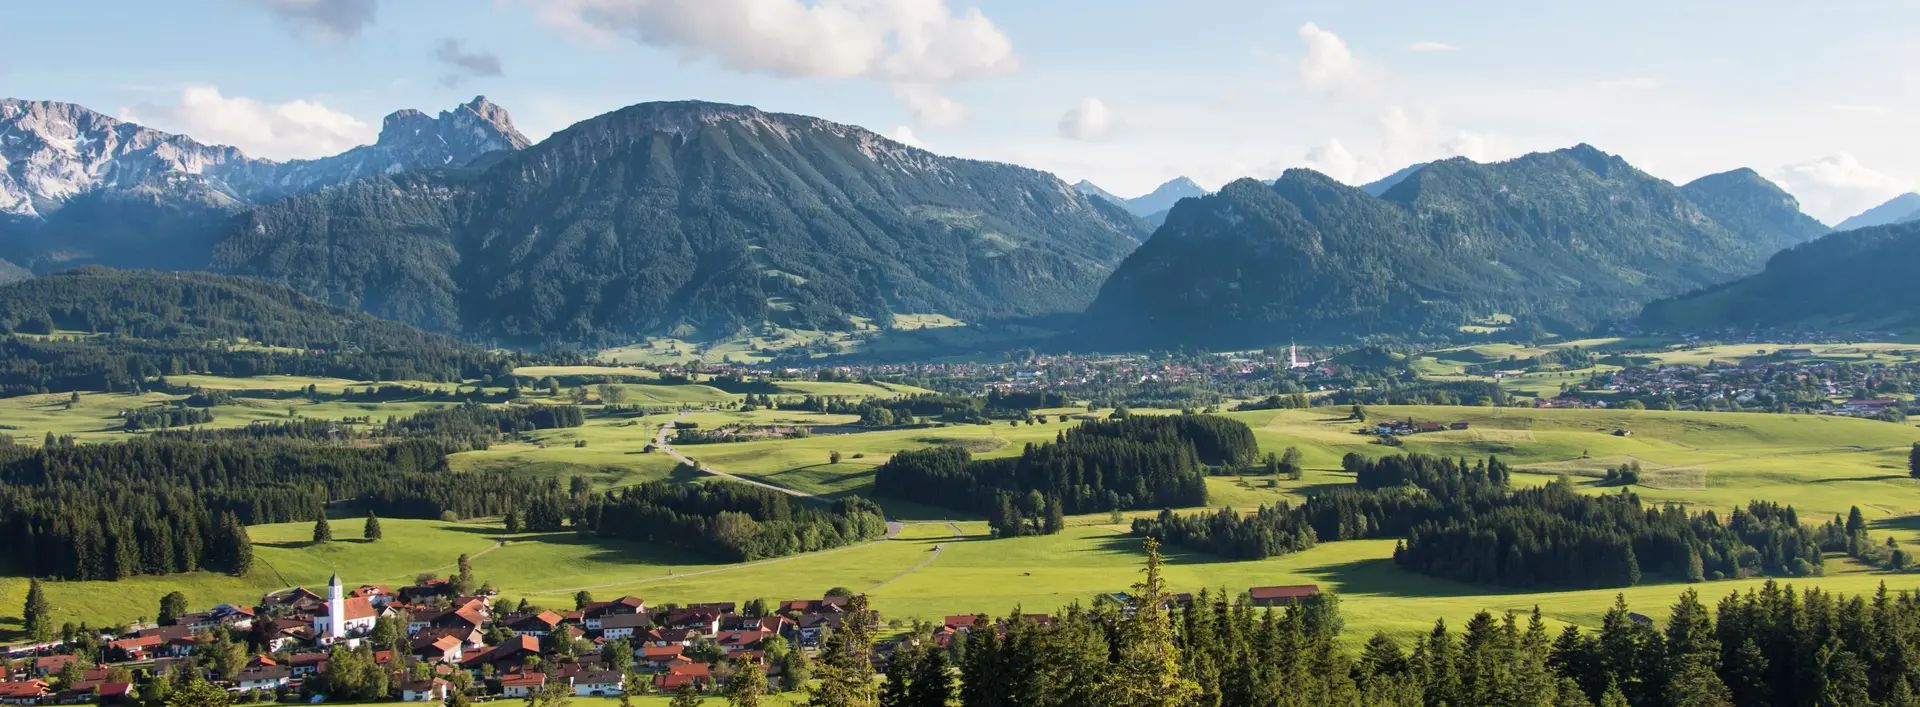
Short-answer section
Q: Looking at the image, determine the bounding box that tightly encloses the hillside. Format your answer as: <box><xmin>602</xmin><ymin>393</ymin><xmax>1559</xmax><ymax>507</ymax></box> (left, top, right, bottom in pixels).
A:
<box><xmin>1639</xmin><ymin>221</ymin><xmax>1920</xmax><ymax>332</ymax></box>
<box><xmin>210</xmin><ymin>101</ymin><xmax>1149</xmax><ymax>347</ymax></box>
<box><xmin>1680</xmin><ymin>168</ymin><xmax>1829</xmax><ymax>250</ymax></box>
<box><xmin>0</xmin><ymin>96</ymin><xmax>526</xmax><ymax>270</ymax></box>
<box><xmin>1084</xmin><ymin>145</ymin><xmax>1826</xmax><ymax>348</ymax></box>
<box><xmin>0</xmin><ymin>267</ymin><xmax>508</xmax><ymax>392</ymax></box>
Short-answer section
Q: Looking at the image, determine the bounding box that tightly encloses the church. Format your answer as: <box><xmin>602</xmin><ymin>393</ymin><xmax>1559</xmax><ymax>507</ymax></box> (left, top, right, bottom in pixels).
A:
<box><xmin>312</xmin><ymin>573</ymin><xmax>379</xmax><ymax>642</ymax></box>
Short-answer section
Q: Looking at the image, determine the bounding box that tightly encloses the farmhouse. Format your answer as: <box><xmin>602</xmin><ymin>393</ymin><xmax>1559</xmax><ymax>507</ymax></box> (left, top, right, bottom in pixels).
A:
<box><xmin>1248</xmin><ymin>585</ymin><xmax>1320</xmax><ymax>607</ymax></box>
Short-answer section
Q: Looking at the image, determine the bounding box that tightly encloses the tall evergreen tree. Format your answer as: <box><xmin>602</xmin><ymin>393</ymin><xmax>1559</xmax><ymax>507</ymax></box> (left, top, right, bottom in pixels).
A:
<box><xmin>22</xmin><ymin>578</ymin><xmax>53</xmax><ymax>642</ymax></box>
<box><xmin>312</xmin><ymin>515</ymin><xmax>333</xmax><ymax>544</ymax></box>
<box><xmin>1910</xmin><ymin>442</ymin><xmax>1920</xmax><ymax>479</ymax></box>
<box><xmin>810</xmin><ymin>594</ymin><xmax>879</xmax><ymax>707</ymax></box>
<box><xmin>908</xmin><ymin>647</ymin><xmax>953</xmax><ymax>707</ymax></box>
<box><xmin>1111</xmin><ymin>538</ymin><xmax>1199</xmax><ymax>707</ymax></box>
<box><xmin>669</xmin><ymin>683</ymin><xmax>703</xmax><ymax>707</ymax></box>
<box><xmin>363</xmin><ymin>511</ymin><xmax>383</xmax><ymax>541</ymax></box>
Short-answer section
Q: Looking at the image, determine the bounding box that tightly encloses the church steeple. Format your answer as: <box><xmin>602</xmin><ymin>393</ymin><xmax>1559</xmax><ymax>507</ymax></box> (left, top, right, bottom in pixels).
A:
<box><xmin>327</xmin><ymin>572</ymin><xmax>345</xmax><ymax>641</ymax></box>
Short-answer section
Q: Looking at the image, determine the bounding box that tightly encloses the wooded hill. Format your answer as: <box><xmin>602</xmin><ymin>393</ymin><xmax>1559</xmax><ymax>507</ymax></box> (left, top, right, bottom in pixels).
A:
<box><xmin>1639</xmin><ymin>220</ymin><xmax>1920</xmax><ymax>333</ymax></box>
<box><xmin>210</xmin><ymin>101</ymin><xmax>1148</xmax><ymax>347</ymax></box>
<box><xmin>1084</xmin><ymin>146</ymin><xmax>1830</xmax><ymax>348</ymax></box>
<box><xmin>0</xmin><ymin>267</ymin><xmax>519</xmax><ymax>394</ymax></box>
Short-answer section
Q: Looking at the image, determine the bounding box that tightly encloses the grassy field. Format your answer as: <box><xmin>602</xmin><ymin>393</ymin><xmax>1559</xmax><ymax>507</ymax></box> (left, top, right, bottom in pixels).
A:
<box><xmin>12</xmin><ymin>516</ymin><xmax>1920</xmax><ymax>647</ymax></box>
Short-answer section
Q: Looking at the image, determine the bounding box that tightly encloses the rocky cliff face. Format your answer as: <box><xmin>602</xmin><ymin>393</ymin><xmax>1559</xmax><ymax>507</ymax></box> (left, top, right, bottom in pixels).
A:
<box><xmin>0</xmin><ymin>96</ymin><xmax>528</xmax><ymax>269</ymax></box>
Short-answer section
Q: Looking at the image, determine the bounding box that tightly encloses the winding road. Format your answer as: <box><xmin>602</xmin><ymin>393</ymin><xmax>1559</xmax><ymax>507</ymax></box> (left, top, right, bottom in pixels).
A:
<box><xmin>655</xmin><ymin>410</ymin><xmax>903</xmax><ymax>539</ymax></box>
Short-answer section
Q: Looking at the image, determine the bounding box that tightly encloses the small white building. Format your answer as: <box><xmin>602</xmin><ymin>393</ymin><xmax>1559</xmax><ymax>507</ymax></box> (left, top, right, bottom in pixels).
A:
<box><xmin>313</xmin><ymin>574</ymin><xmax>379</xmax><ymax>642</ymax></box>
<box><xmin>235</xmin><ymin>666</ymin><xmax>292</xmax><ymax>692</ymax></box>
<box><xmin>400</xmin><ymin>679</ymin><xmax>451</xmax><ymax>703</ymax></box>
<box><xmin>573</xmin><ymin>670</ymin><xmax>625</xmax><ymax>697</ymax></box>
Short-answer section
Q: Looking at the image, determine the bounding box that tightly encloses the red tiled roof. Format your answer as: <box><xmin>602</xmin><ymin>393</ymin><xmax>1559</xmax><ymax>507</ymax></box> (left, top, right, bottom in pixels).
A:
<box><xmin>318</xmin><ymin>596</ymin><xmax>378</xmax><ymax>621</ymax></box>
<box><xmin>1248</xmin><ymin>585</ymin><xmax>1320</xmax><ymax>600</ymax></box>
<box><xmin>499</xmin><ymin>673</ymin><xmax>546</xmax><ymax>688</ymax></box>
<box><xmin>0</xmin><ymin>682</ymin><xmax>48</xmax><ymax>699</ymax></box>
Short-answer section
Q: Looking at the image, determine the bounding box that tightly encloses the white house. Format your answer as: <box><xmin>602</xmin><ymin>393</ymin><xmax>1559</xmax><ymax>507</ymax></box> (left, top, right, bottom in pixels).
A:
<box><xmin>573</xmin><ymin>671</ymin><xmax>624</xmax><ymax>697</ymax></box>
<box><xmin>235</xmin><ymin>666</ymin><xmax>292</xmax><ymax>692</ymax></box>
<box><xmin>500</xmin><ymin>674</ymin><xmax>549</xmax><ymax>698</ymax></box>
<box><xmin>400</xmin><ymin>679</ymin><xmax>451</xmax><ymax>703</ymax></box>
<box><xmin>599</xmin><ymin>614</ymin><xmax>652</xmax><ymax>640</ymax></box>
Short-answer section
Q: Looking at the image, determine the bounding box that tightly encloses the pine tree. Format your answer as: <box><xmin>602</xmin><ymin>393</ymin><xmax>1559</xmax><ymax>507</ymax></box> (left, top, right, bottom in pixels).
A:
<box><xmin>312</xmin><ymin>515</ymin><xmax>333</xmax><ymax>544</ymax></box>
<box><xmin>504</xmin><ymin>510</ymin><xmax>522</xmax><ymax>533</ymax></box>
<box><xmin>23</xmin><ymin>578</ymin><xmax>53</xmax><ymax>642</ymax></box>
<box><xmin>907</xmin><ymin>647</ymin><xmax>952</xmax><ymax>707</ymax></box>
<box><xmin>810</xmin><ymin>594</ymin><xmax>879</xmax><ymax>707</ymax></box>
<box><xmin>1597</xmin><ymin>680</ymin><xmax>1629</xmax><ymax>707</ymax></box>
<box><xmin>1111</xmin><ymin>538</ymin><xmax>1200</xmax><ymax>707</ymax></box>
<box><xmin>224</xmin><ymin>513</ymin><xmax>254</xmax><ymax>576</ymax></box>
<box><xmin>669</xmin><ymin>683</ymin><xmax>703</xmax><ymax>707</ymax></box>
<box><xmin>364</xmin><ymin>511</ymin><xmax>383</xmax><ymax>541</ymax></box>
<box><xmin>1665</xmin><ymin>660</ymin><xmax>1733</xmax><ymax>707</ymax></box>
<box><xmin>730</xmin><ymin>660</ymin><xmax>767</xmax><ymax>707</ymax></box>
<box><xmin>1909</xmin><ymin>442</ymin><xmax>1920</xmax><ymax>479</ymax></box>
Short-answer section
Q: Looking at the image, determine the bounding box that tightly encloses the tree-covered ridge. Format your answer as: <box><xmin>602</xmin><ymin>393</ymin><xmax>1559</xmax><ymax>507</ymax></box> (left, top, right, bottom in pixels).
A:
<box><xmin>212</xmin><ymin>100</ymin><xmax>1149</xmax><ymax>347</ymax></box>
<box><xmin>0</xmin><ymin>267</ymin><xmax>520</xmax><ymax>394</ymax></box>
<box><xmin>1639</xmin><ymin>220</ymin><xmax>1920</xmax><ymax>333</ymax></box>
<box><xmin>1086</xmin><ymin>145</ymin><xmax>1824</xmax><ymax>348</ymax></box>
<box><xmin>583</xmin><ymin>480</ymin><xmax>888</xmax><ymax>562</ymax></box>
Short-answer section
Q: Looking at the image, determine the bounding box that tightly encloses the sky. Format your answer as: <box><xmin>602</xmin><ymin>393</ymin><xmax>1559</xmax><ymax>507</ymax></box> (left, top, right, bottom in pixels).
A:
<box><xmin>3</xmin><ymin>0</ymin><xmax>1917</xmax><ymax>223</ymax></box>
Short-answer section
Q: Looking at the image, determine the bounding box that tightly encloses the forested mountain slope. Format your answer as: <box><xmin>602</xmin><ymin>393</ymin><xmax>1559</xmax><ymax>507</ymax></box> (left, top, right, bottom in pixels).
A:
<box><xmin>1640</xmin><ymin>221</ymin><xmax>1920</xmax><ymax>332</ymax></box>
<box><xmin>1084</xmin><ymin>145</ymin><xmax>1826</xmax><ymax>348</ymax></box>
<box><xmin>210</xmin><ymin>101</ymin><xmax>1149</xmax><ymax>347</ymax></box>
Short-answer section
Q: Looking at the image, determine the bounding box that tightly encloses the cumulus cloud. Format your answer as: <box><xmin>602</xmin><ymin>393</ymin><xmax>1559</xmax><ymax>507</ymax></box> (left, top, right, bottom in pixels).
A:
<box><xmin>1297</xmin><ymin>22</ymin><xmax>1378</xmax><ymax>97</ymax></box>
<box><xmin>434</xmin><ymin>39</ymin><xmax>505</xmax><ymax>88</ymax></box>
<box><xmin>1770</xmin><ymin>153</ymin><xmax>1914</xmax><ymax>224</ymax></box>
<box><xmin>532</xmin><ymin>0</ymin><xmax>1017</xmax><ymax>127</ymax></box>
<box><xmin>1057</xmin><ymin>98</ymin><xmax>1115</xmax><ymax>141</ymax></box>
<box><xmin>1596</xmin><ymin>77</ymin><xmax>1662</xmax><ymax>91</ymax></box>
<box><xmin>1404</xmin><ymin>41</ymin><xmax>1458</xmax><ymax>52</ymax></box>
<box><xmin>892</xmin><ymin>83</ymin><xmax>965</xmax><ymax>130</ymax></box>
<box><xmin>255</xmin><ymin>0</ymin><xmax>377</xmax><ymax>41</ymax></box>
<box><xmin>886</xmin><ymin>125</ymin><xmax>925</xmax><ymax>148</ymax></box>
<box><xmin>126</xmin><ymin>85</ymin><xmax>375</xmax><ymax>161</ymax></box>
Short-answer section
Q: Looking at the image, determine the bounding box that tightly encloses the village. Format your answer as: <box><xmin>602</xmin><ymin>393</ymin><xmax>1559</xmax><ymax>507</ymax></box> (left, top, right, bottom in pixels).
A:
<box><xmin>0</xmin><ymin>574</ymin><xmax>1322</xmax><ymax>705</ymax></box>
<box><xmin>1567</xmin><ymin>356</ymin><xmax>1917</xmax><ymax>419</ymax></box>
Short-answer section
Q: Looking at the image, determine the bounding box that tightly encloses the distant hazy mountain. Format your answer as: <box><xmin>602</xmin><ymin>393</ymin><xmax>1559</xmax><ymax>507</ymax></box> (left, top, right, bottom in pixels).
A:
<box><xmin>212</xmin><ymin>101</ymin><xmax>1148</xmax><ymax>347</ymax></box>
<box><xmin>1361</xmin><ymin>163</ymin><xmax>1427</xmax><ymax>196</ymax></box>
<box><xmin>1124</xmin><ymin>177</ymin><xmax>1206</xmax><ymax>217</ymax></box>
<box><xmin>1834</xmin><ymin>193</ymin><xmax>1920</xmax><ymax>232</ymax></box>
<box><xmin>0</xmin><ymin>96</ymin><xmax>527</xmax><ymax>269</ymax></box>
<box><xmin>1641</xmin><ymin>221</ymin><xmax>1920</xmax><ymax>332</ymax></box>
<box><xmin>1084</xmin><ymin>145</ymin><xmax>1827</xmax><ymax>348</ymax></box>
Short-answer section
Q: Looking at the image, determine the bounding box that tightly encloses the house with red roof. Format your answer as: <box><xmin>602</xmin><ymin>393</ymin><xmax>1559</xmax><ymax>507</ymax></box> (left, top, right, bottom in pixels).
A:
<box><xmin>1247</xmin><ymin>585</ymin><xmax>1320</xmax><ymax>607</ymax></box>
<box><xmin>499</xmin><ymin>673</ymin><xmax>549</xmax><ymax>698</ymax></box>
<box><xmin>0</xmin><ymin>680</ymin><xmax>49</xmax><ymax>705</ymax></box>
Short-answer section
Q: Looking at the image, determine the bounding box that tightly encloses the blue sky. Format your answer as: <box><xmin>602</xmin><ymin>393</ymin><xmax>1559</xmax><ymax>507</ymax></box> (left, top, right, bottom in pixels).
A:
<box><xmin>3</xmin><ymin>0</ymin><xmax>1917</xmax><ymax>222</ymax></box>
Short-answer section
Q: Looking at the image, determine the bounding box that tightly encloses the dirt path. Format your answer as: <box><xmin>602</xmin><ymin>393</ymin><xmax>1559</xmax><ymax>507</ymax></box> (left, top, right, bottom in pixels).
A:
<box><xmin>864</xmin><ymin>522</ymin><xmax>963</xmax><ymax>593</ymax></box>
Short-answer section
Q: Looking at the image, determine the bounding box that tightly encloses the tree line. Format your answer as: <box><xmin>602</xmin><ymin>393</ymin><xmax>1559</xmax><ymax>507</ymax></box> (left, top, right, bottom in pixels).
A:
<box><xmin>0</xmin><ymin>437</ymin><xmax>556</xmax><ymax>580</ymax></box>
<box><xmin>1136</xmin><ymin>453</ymin><xmax>1824</xmax><ymax>590</ymax></box>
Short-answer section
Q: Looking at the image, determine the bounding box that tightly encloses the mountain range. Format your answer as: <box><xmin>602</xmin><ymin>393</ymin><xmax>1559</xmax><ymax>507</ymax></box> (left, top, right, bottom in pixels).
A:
<box><xmin>0</xmin><ymin>96</ymin><xmax>527</xmax><ymax>270</ymax></box>
<box><xmin>1834</xmin><ymin>193</ymin><xmax>1920</xmax><ymax>232</ymax></box>
<box><xmin>1084</xmin><ymin>145</ymin><xmax>1833</xmax><ymax>348</ymax></box>
<box><xmin>209</xmin><ymin>101</ymin><xmax>1147</xmax><ymax>346</ymax></box>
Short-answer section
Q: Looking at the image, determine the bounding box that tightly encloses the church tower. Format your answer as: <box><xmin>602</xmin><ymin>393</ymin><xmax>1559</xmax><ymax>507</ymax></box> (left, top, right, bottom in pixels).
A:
<box><xmin>327</xmin><ymin>573</ymin><xmax>345</xmax><ymax>641</ymax></box>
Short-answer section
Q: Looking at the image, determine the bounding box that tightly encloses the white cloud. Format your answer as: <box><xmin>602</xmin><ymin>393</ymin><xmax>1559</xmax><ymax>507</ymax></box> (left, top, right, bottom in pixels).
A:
<box><xmin>533</xmin><ymin>0</ymin><xmax>1017</xmax><ymax>82</ymax></box>
<box><xmin>1596</xmin><ymin>77</ymin><xmax>1662</xmax><ymax>91</ymax></box>
<box><xmin>1299</xmin><ymin>139</ymin><xmax>1363</xmax><ymax>183</ymax></box>
<box><xmin>886</xmin><ymin>125</ymin><xmax>925</xmax><ymax>148</ymax></box>
<box><xmin>254</xmin><ymin>0</ymin><xmax>377</xmax><ymax>41</ymax></box>
<box><xmin>892</xmin><ymin>83</ymin><xmax>965</xmax><ymax>130</ymax></box>
<box><xmin>1057</xmin><ymin>98</ymin><xmax>1115</xmax><ymax>141</ymax></box>
<box><xmin>1770</xmin><ymin>153</ymin><xmax>1914</xmax><ymax>224</ymax></box>
<box><xmin>1297</xmin><ymin>22</ymin><xmax>1377</xmax><ymax>97</ymax></box>
<box><xmin>1404</xmin><ymin>41</ymin><xmax>1458</xmax><ymax>53</ymax></box>
<box><xmin>126</xmin><ymin>85</ymin><xmax>375</xmax><ymax>161</ymax></box>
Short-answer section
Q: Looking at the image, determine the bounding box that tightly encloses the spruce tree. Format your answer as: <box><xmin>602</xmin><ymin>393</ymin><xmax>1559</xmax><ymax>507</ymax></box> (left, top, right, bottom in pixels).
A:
<box><xmin>1910</xmin><ymin>442</ymin><xmax>1920</xmax><ymax>479</ymax></box>
<box><xmin>23</xmin><ymin>578</ymin><xmax>53</xmax><ymax>642</ymax></box>
<box><xmin>669</xmin><ymin>683</ymin><xmax>702</xmax><ymax>707</ymax></box>
<box><xmin>312</xmin><ymin>515</ymin><xmax>333</xmax><ymax>544</ymax></box>
<box><xmin>1111</xmin><ymin>538</ymin><xmax>1199</xmax><ymax>707</ymax></box>
<box><xmin>225</xmin><ymin>513</ymin><xmax>254</xmax><ymax>576</ymax></box>
<box><xmin>730</xmin><ymin>659</ymin><xmax>767</xmax><ymax>707</ymax></box>
<box><xmin>809</xmin><ymin>594</ymin><xmax>878</xmax><ymax>707</ymax></box>
<box><xmin>364</xmin><ymin>511</ymin><xmax>383</xmax><ymax>541</ymax></box>
<box><xmin>907</xmin><ymin>647</ymin><xmax>952</xmax><ymax>707</ymax></box>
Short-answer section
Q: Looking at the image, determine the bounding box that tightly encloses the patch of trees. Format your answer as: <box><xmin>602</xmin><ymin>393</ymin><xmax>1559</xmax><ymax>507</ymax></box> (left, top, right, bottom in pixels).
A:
<box><xmin>0</xmin><ymin>438</ymin><xmax>554</xmax><ymax>580</ymax></box>
<box><xmin>1131</xmin><ymin>505</ymin><xmax>1316</xmax><ymax>560</ymax></box>
<box><xmin>122</xmin><ymin>404</ymin><xmax>214</xmax><ymax>431</ymax></box>
<box><xmin>379</xmin><ymin>402</ymin><xmax>585</xmax><ymax>450</ymax></box>
<box><xmin>874</xmin><ymin>415</ymin><xmax>1246</xmax><ymax>533</ymax></box>
<box><xmin>581</xmin><ymin>479</ymin><xmax>888</xmax><ymax>562</ymax></box>
<box><xmin>1325</xmin><ymin>379</ymin><xmax>1511</xmax><ymax>407</ymax></box>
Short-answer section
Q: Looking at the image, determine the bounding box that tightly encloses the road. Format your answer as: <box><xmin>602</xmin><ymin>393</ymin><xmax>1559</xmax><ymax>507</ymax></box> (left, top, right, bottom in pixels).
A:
<box><xmin>864</xmin><ymin>522</ymin><xmax>962</xmax><ymax>593</ymax></box>
<box><xmin>655</xmin><ymin>409</ymin><xmax>903</xmax><ymax>538</ymax></box>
